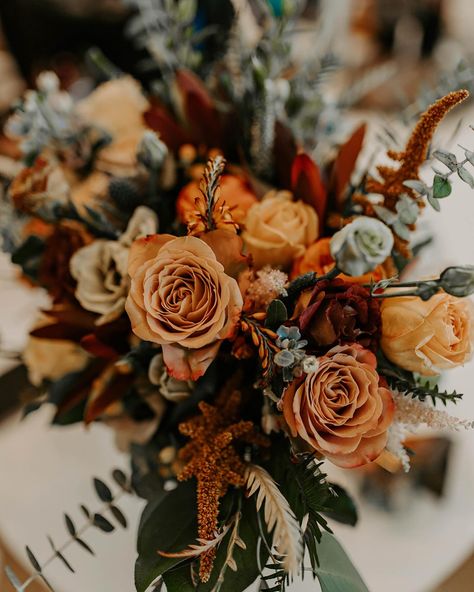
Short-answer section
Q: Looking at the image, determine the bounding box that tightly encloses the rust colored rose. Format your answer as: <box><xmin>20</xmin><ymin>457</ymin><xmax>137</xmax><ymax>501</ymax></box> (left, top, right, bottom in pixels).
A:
<box><xmin>242</xmin><ymin>191</ymin><xmax>318</xmax><ymax>269</ymax></box>
<box><xmin>125</xmin><ymin>232</ymin><xmax>244</xmax><ymax>380</ymax></box>
<box><xmin>282</xmin><ymin>344</ymin><xmax>394</xmax><ymax>468</ymax></box>
<box><xmin>9</xmin><ymin>157</ymin><xmax>70</xmax><ymax>213</ymax></box>
<box><xmin>177</xmin><ymin>174</ymin><xmax>257</xmax><ymax>226</ymax></box>
<box><xmin>291</xmin><ymin>238</ymin><xmax>386</xmax><ymax>284</ymax></box>
<box><xmin>381</xmin><ymin>293</ymin><xmax>474</xmax><ymax>375</ymax></box>
<box><xmin>297</xmin><ymin>278</ymin><xmax>381</xmax><ymax>352</ymax></box>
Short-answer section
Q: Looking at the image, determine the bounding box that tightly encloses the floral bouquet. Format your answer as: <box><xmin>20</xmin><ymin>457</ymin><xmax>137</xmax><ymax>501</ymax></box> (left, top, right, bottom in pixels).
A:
<box><xmin>1</xmin><ymin>1</ymin><xmax>474</xmax><ymax>591</ymax></box>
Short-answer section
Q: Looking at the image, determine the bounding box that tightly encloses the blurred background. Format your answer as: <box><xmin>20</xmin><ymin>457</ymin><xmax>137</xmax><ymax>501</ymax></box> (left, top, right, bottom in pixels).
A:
<box><xmin>0</xmin><ymin>1</ymin><xmax>473</xmax><ymax>591</ymax></box>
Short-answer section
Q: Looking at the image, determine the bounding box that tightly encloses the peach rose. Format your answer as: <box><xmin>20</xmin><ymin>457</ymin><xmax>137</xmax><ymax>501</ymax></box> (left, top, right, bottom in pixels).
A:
<box><xmin>381</xmin><ymin>293</ymin><xmax>474</xmax><ymax>376</ymax></box>
<box><xmin>242</xmin><ymin>191</ymin><xmax>318</xmax><ymax>269</ymax></box>
<box><xmin>125</xmin><ymin>232</ymin><xmax>244</xmax><ymax>380</ymax></box>
<box><xmin>282</xmin><ymin>344</ymin><xmax>394</xmax><ymax>468</ymax></box>
<box><xmin>177</xmin><ymin>174</ymin><xmax>257</xmax><ymax>225</ymax></box>
<box><xmin>291</xmin><ymin>237</ymin><xmax>386</xmax><ymax>284</ymax></box>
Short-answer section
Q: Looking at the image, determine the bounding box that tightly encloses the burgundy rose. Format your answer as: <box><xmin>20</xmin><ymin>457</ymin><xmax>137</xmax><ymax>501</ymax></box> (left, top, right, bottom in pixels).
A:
<box><xmin>297</xmin><ymin>278</ymin><xmax>381</xmax><ymax>352</ymax></box>
<box><xmin>39</xmin><ymin>221</ymin><xmax>91</xmax><ymax>302</ymax></box>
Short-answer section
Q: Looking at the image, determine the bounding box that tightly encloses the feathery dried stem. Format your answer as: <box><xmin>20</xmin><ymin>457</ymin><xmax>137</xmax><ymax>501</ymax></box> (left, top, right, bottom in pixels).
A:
<box><xmin>187</xmin><ymin>155</ymin><xmax>239</xmax><ymax>235</ymax></box>
<box><xmin>366</xmin><ymin>90</ymin><xmax>469</xmax><ymax>210</ymax></box>
<box><xmin>177</xmin><ymin>391</ymin><xmax>268</xmax><ymax>582</ymax></box>
<box><xmin>245</xmin><ymin>464</ymin><xmax>303</xmax><ymax>575</ymax></box>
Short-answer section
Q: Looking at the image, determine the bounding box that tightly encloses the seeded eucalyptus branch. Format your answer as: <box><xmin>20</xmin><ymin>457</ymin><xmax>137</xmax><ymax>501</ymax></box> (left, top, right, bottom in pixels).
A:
<box><xmin>5</xmin><ymin>470</ymin><xmax>132</xmax><ymax>592</ymax></box>
<box><xmin>369</xmin><ymin>265</ymin><xmax>474</xmax><ymax>300</ymax></box>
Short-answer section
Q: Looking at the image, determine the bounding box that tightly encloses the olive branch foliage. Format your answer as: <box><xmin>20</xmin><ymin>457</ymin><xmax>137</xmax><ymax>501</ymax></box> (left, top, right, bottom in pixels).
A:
<box><xmin>5</xmin><ymin>469</ymin><xmax>132</xmax><ymax>592</ymax></box>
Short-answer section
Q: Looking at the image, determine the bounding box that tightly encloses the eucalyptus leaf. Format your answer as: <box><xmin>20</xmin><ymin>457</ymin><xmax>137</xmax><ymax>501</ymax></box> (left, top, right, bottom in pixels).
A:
<box><xmin>457</xmin><ymin>165</ymin><xmax>474</xmax><ymax>188</ymax></box>
<box><xmin>427</xmin><ymin>193</ymin><xmax>441</xmax><ymax>211</ymax></box>
<box><xmin>403</xmin><ymin>179</ymin><xmax>428</xmax><ymax>195</ymax></box>
<box><xmin>110</xmin><ymin>504</ymin><xmax>128</xmax><ymax>528</ymax></box>
<box><xmin>80</xmin><ymin>504</ymin><xmax>91</xmax><ymax>519</ymax></box>
<box><xmin>112</xmin><ymin>468</ymin><xmax>132</xmax><ymax>493</ymax></box>
<box><xmin>432</xmin><ymin>149</ymin><xmax>457</xmax><ymax>171</ymax></box>
<box><xmin>461</xmin><ymin>146</ymin><xmax>474</xmax><ymax>165</ymax></box>
<box><xmin>64</xmin><ymin>514</ymin><xmax>76</xmax><ymax>537</ymax></box>
<box><xmin>25</xmin><ymin>546</ymin><xmax>42</xmax><ymax>572</ymax></box>
<box><xmin>93</xmin><ymin>514</ymin><xmax>115</xmax><ymax>533</ymax></box>
<box><xmin>93</xmin><ymin>478</ymin><xmax>113</xmax><ymax>503</ymax></box>
<box><xmin>432</xmin><ymin>175</ymin><xmax>452</xmax><ymax>199</ymax></box>
<box><xmin>372</xmin><ymin>205</ymin><xmax>397</xmax><ymax>226</ymax></box>
<box><xmin>75</xmin><ymin>537</ymin><xmax>95</xmax><ymax>556</ymax></box>
<box><xmin>392</xmin><ymin>220</ymin><xmax>411</xmax><ymax>241</ymax></box>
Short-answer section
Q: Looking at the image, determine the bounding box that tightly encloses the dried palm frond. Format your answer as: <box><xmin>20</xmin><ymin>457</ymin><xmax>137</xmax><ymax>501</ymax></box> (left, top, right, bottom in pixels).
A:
<box><xmin>245</xmin><ymin>464</ymin><xmax>302</xmax><ymax>574</ymax></box>
<box><xmin>159</xmin><ymin>522</ymin><xmax>231</xmax><ymax>559</ymax></box>
<box><xmin>210</xmin><ymin>511</ymin><xmax>246</xmax><ymax>592</ymax></box>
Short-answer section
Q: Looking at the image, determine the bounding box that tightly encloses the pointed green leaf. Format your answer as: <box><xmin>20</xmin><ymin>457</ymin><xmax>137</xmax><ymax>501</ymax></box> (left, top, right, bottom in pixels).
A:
<box><xmin>315</xmin><ymin>533</ymin><xmax>369</xmax><ymax>592</ymax></box>
<box><xmin>265</xmin><ymin>299</ymin><xmax>288</xmax><ymax>330</ymax></box>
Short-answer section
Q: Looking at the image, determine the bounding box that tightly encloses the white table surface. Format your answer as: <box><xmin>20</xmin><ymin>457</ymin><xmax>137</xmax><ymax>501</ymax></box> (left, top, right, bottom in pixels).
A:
<box><xmin>0</xmin><ymin>119</ymin><xmax>473</xmax><ymax>592</ymax></box>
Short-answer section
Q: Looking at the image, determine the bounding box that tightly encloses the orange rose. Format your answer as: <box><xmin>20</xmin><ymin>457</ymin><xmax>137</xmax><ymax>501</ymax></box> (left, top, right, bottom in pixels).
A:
<box><xmin>381</xmin><ymin>293</ymin><xmax>474</xmax><ymax>375</ymax></box>
<box><xmin>242</xmin><ymin>191</ymin><xmax>318</xmax><ymax>269</ymax></box>
<box><xmin>176</xmin><ymin>174</ymin><xmax>257</xmax><ymax>225</ymax></box>
<box><xmin>283</xmin><ymin>344</ymin><xmax>394</xmax><ymax>468</ymax></box>
<box><xmin>125</xmin><ymin>231</ymin><xmax>244</xmax><ymax>380</ymax></box>
<box><xmin>291</xmin><ymin>238</ymin><xmax>386</xmax><ymax>283</ymax></box>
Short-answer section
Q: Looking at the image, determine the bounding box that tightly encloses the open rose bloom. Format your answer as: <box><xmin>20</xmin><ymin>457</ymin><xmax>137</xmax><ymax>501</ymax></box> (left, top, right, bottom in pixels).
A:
<box><xmin>2</xmin><ymin>42</ymin><xmax>474</xmax><ymax>591</ymax></box>
<box><xmin>283</xmin><ymin>345</ymin><xmax>395</xmax><ymax>468</ymax></box>
<box><xmin>126</xmin><ymin>231</ymin><xmax>244</xmax><ymax>380</ymax></box>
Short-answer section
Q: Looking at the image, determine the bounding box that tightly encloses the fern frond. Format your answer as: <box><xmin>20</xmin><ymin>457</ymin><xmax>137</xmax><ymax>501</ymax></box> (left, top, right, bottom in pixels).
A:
<box><xmin>245</xmin><ymin>464</ymin><xmax>303</xmax><ymax>574</ymax></box>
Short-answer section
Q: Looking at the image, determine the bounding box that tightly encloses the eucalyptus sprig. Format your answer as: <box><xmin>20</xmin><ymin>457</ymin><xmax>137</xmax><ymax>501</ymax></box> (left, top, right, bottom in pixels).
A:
<box><xmin>5</xmin><ymin>470</ymin><xmax>132</xmax><ymax>592</ymax></box>
<box><xmin>404</xmin><ymin>127</ymin><xmax>474</xmax><ymax>211</ymax></box>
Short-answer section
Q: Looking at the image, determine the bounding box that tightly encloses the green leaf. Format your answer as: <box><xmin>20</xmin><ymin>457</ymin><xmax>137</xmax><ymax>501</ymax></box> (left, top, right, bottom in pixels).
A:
<box><xmin>93</xmin><ymin>478</ymin><xmax>113</xmax><ymax>503</ymax></box>
<box><xmin>457</xmin><ymin>165</ymin><xmax>474</xmax><ymax>188</ymax></box>
<box><xmin>162</xmin><ymin>497</ymin><xmax>269</xmax><ymax>592</ymax></box>
<box><xmin>314</xmin><ymin>533</ymin><xmax>369</xmax><ymax>592</ymax></box>
<box><xmin>93</xmin><ymin>514</ymin><xmax>115</xmax><ymax>533</ymax></box>
<box><xmin>432</xmin><ymin>175</ymin><xmax>452</xmax><ymax>199</ymax></box>
<box><xmin>135</xmin><ymin>481</ymin><xmax>197</xmax><ymax>592</ymax></box>
<box><xmin>322</xmin><ymin>485</ymin><xmax>358</xmax><ymax>527</ymax></box>
<box><xmin>265</xmin><ymin>299</ymin><xmax>288</xmax><ymax>330</ymax></box>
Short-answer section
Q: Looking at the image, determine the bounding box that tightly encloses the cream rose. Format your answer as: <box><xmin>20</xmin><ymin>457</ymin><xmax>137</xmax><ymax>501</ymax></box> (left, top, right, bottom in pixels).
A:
<box><xmin>70</xmin><ymin>206</ymin><xmax>158</xmax><ymax>324</ymax></box>
<box><xmin>330</xmin><ymin>217</ymin><xmax>393</xmax><ymax>277</ymax></box>
<box><xmin>125</xmin><ymin>233</ymin><xmax>244</xmax><ymax>380</ymax></box>
<box><xmin>24</xmin><ymin>336</ymin><xmax>89</xmax><ymax>386</ymax></box>
<box><xmin>282</xmin><ymin>344</ymin><xmax>394</xmax><ymax>468</ymax></box>
<box><xmin>77</xmin><ymin>76</ymin><xmax>149</xmax><ymax>176</ymax></box>
<box><xmin>242</xmin><ymin>191</ymin><xmax>318</xmax><ymax>269</ymax></box>
<box><xmin>381</xmin><ymin>293</ymin><xmax>474</xmax><ymax>375</ymax></box>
